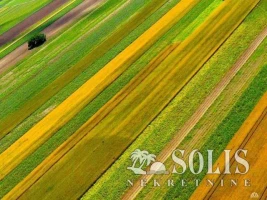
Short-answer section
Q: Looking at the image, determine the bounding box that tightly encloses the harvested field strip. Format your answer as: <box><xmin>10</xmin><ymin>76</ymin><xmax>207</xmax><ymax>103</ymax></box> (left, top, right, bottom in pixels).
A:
<box><xmin>0</xmin><ymin>0</ymin><xmax>218</xmax><ymax>195</ymax></box>
<box><xmin>2</xmin><ymin>43</ymin><xmax>179</xmax><ymax>200</ymax></box>
<box><xmin>0</xmin><ymin>0</ymin><xmax>196</xmax><ymax>180</ymax></box>
<box><xmin>83</xmin><ymin>1</ymin><xmax>267</xmax><ymax>198</ymax></box>
<box><xmin>190</xmin><ymin>93</ymin><xmax>267</xmax><ymax>200</ymax></box>
<box><xmin>0</xmin><ymin>0</ymin><xmax>175</xmax><ymax>139</ymax></box>
<box><xmin>0</xmin><ymin>0</ymin><xmax>52</xmax><ymax>35</ymax></box>
<box><xmin>10</xmin><ymin>0</ymin><xmax>259</xmax><ymax>199</ymax></box>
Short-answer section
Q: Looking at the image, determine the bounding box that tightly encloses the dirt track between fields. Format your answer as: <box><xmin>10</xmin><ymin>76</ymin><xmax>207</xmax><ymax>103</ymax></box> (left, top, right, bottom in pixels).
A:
<box><xmin>0</xmin><ymin>0</ymin><xmax>103</xmax><ymax>74</ymax></box>
<box><xmin>122</xmin><ymin>25</ymin><xmax>267</xmax><ymax>200</ymax></box>
<box><xmin>190</xmin><ymin>99</ymin><xmax>267</xmax><ymax>200</ymax></box>
<box><xmin>0</xmin><ymin>0</ymin><xmax>68</xmax><ymax>46</ymax></box>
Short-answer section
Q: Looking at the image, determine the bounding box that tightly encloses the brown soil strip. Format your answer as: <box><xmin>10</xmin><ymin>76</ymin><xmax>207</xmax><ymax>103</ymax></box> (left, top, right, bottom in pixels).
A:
<box><xmin>122</xmin><ymin>25</ymin><xmax>267</xmax><ymax>200</ymax></box>
<box><xmin>0</xmin><ymin>0</ymin><xmax>69</xmax><ymax>46</ymax></box>
<box><xmin>141</xmin><ymin>53</ymin><xmax>264</xmax><ymax>199</ymax></box>
<box><xmin>0</xmin><ymin>0</ymin><xmax>103</xmax><ymax>74</ymax></box>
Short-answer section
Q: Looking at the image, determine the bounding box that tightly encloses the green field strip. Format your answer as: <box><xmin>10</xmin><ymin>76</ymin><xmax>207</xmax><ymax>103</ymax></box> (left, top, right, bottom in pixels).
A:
<box><xmin>0</xmin><ymin>0</ymin><xmax>159</xmax><ymax>139</ymax></box>
<box><xmin>0</xmin><ymin>0</ymin><xmax>200</xmax><ymax>197</ymax></box>
<box><xmin>174</xmin><ymin>0</ymin><xmax>222</xmax><ymax>42</ymax></box>
<box><xmin>0</xmin><ymin>0</ymin><xmax>216</xmax><ymax>154</ymax></box>
<box><xmin>0</xmin><ymin>0</ymin><xmax>86</xmax><ymax>58</ymax></box>
<box><xmin>135</xmin><ymin>35</ymin><xmax>267</xmax><ymax>200</ymax></box>
<box><xmin>0</xmin><ymin>0</ymin><xmax>127</xmax><ymax>96</ymax></box>
<box><xmin>0</xmin><ymin>0</ymin><xmax>196</xmax><ymax>184</ymax></box>
<box><xmin>162</xmin><ymin>65</ymin><xmax>267</xmax><ymax>200</ymax></box>
<box><xmin>0</xmin><ymin>0</ymin><xmax>217</xmax><ymax>196</ymax></box>
<box><xmin>0</xmin><ymin>0</ymin><xmax>181</xmax><ymax>154</ymax></box>
<box><xmin>12</xmin><ymin>1</ymin><xmax>259</xmax><ymax>199</ymax></box>
<box><xmin>2</xmin><ymin>42</ymin><xmax>179</xmax><ymax>200</ymax></box>
<box><xmin>0</xmin><ymin>0</ymin><xmax>52</xmax><ymax>35</ymax></box>
<box><xmin>81</xmin><ymin>1</ymin><xmax>267</xmax><ymax>198</ymax></box>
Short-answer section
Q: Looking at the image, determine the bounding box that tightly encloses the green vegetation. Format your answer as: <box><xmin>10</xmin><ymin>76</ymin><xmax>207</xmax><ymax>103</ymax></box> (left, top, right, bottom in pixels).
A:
<box><xmin>0</xmin><ymin>0</ymin><xmax>154</xmax><ymax>139</ymax></box>
<box><xmin>81</xmin><ymin>1</ymin><xmax>267</xmax><ymax>199</ymax></box>
<box><xmin>136</xmin><ymin>34</ymin><xmax>267</xmax><ymax>199</ymax></box>
<box><xmin>0</xmin><ymin>0</ymin><xmax>221</xmax><ymax>190</ymax></box>
<box><xmin>162</xmin><ymin>64</ymin><xmax>267</xmax><ymax>200</ymax></box>
<box><xmin>28</xmin><ymin>33</ymin><xmax>46</xmax><ymax>49</ymax></box>
<box><xmin>0</xmin><ymin>0</ymin><xmax>85</xmax><ymax>58</ymax></box>
<box><xmin>0</xmin><ymin>0</ymin><xmax>52</xmax><ymax>35</ymax></box>
<box><xmin>0</xmin><ymin>0</ymin><xmax>266</xmax><ymax>199</ymax></box>
<box><xmin>9</xmin><ymin>1</ymin><xmax>259</xmax><ymax>199</ymax></box>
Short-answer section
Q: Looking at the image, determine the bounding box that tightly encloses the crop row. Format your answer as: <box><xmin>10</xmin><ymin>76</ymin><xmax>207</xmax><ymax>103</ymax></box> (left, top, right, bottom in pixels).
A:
<box><xmin>0</xmin><ymin>0</ymin><xmax>196</xmax><ymax>181</ymax></box>
<box><xmin>5</xmin><ymin>0</ymin><xmax>260</xmax><ymax>199</ymax></box>
<box><xmin>82</xmin><ymin>0</ymin><xmax>267</xmax><ymax>198</ymax></box>
<box><xmin>0</xmin><ymin>0</ymin><xmax>86</xmax><ymax>58</ymax></box>
<box><xmin>0</xmin><ymin>0</ymin><xmax>214</xmax><ymax>197</ymax></box>
<box><xmin>0</xmin><ymin>0</ymin><xmax>156</xmax><ymax>138</ymax></box>
<box><xmin>190</xmin><ymin>91</ymin><xmax>267</xmax><ymax>199</ymax></box>
<box><xmin>0</xmin><ymin>0</ymin><xmax>52</xmax><ymax>35</ymax></box>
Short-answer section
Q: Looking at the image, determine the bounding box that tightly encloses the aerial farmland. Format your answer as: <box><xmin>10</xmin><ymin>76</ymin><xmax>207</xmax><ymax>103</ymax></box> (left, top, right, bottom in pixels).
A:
<box><xmin>0</xmin><ymin>0</ymin><xmax>266</xmax><ymax>199</ymax></box>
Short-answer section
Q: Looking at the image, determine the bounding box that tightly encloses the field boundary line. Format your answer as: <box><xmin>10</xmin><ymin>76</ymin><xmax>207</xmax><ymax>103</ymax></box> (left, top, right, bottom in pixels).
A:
<box><xmin>0</xmin><ymin>0</ymin><xmax>196</xmax><ymax>182</ymax></box>
<box><xmin>122</xmin><ymin>23</ymin><xmax>267</xmax><ymax>200</ymax></box>
<box><xmin>2</xmin><ymin>44</ymin><xmax>179</xmax><ymax>200</ymax></box>
<box><xmin>0</xmin><ymin>0</ymin><xmax>77</xmax><ymax>53</ymax></box>
<box><xmin>205</xmin><ymin>108</ymin><xmax>267</xmax><ymax>199</ymax></box>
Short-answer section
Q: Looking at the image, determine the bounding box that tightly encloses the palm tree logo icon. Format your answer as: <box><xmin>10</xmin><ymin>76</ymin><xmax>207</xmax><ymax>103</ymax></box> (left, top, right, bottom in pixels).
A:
<box><xmin>127</xmin><ymin>149</ymin><xmax>156</xmax><ymax>174</ymax></box>
<box><xmin>127</xmin><ymin>149</ymin><xmax>168</xmax><ymax>175</ymax></box>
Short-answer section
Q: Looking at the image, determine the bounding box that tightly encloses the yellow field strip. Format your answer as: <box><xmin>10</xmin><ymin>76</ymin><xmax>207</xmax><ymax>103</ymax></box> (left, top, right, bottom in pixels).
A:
<box><xmin>7</xmin><ymin>0</ymin><xmax>260</xmax><ymax>199</ymax></box>
<box><xmin>121</xmin><ymin>0</ymin><xmax>261</xmax><ymax>198</ymax></box>
<box><xmin>0</xmin><ymin>0</ymin><xmax>77</xmax><ymax>54</ymax></box>
<box><xmin>190</xmin><ymin>92</ymin><xmax>267</xmax><ymax>200</ymax></box>
<box><xmin>3</xmin><ymin>43</ymin><xmax>179</xmax><ymax>200</ymax></box>
<box><xmin>0</xmin><ymin>0</ymin><xmax>199</xmax><ymax>181</ymax></box>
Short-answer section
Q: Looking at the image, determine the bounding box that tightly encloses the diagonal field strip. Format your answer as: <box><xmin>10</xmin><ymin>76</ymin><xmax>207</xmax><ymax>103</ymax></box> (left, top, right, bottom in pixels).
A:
<box><xmin>190</xmin><ymin>94</ymin><xmax>267</xmax><ymax>199</ymax></box>
<box><xmin>8</xmin><ymin>0</ymin><xmax>261</xmax><ymax>199</ymax></box>
<box><xmin>122</xmin><ymin>25</ymin><xmax>267</xmax><ymax>200</ymax></box>
<box><xmin>0</xmin><ymin>0</ymin><xmax>198</xmax><ymax>181</ymax></box>
<box><xmin>3</xmin><ymin>43</ymin><xmax>179</xmax><ymax>200</ymax></box>
<box><xmin>0</xmin><ymin>0</ymin><xmax>104</xmax><ymax>74</ymax></box>
<box><xmin>0</xmin><ymin>0</ymin><xmax>128</xmax><ymax>99</ymax></box>
<box><xmin>0</xmin><ymin>0</ymin><xmax>72</xmax><ymax>47</ymax></box>
<box><xmin>0</xmin><ymin>0</ymin><xmax>186</xmax><ymax>140</ymax></box>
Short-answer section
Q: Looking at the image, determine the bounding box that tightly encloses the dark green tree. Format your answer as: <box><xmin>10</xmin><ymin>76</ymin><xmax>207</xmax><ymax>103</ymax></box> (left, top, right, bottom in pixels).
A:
<box><xmin>28</xmin><ymin>33</ymin><xmax>46</xmax><ymax>50</ymax></box>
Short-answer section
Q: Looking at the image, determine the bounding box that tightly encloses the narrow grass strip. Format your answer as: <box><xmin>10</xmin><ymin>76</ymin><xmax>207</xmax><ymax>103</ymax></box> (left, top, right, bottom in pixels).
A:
<box><xmin>0</xmin><ymin>0</ymin><xmax>127</xmax><ymax>97</ymax></box>
<box><xmin>14</xmin><ymin>1</ymin><xmax>259</xmax><ymax>199</ymax></box>
<box><xmin>0</xmin><ymin>0</ymin><xmax>83</xmax><ymax>58</ymax></box>
<box><xmin>0</xmin><ymin>0</ymin><xmax>52</xmax><ymax>35</ymax></box>
<box><xmin>2</xmin><ymin>43</ymin><xmax>179</xmax><ymax>200</ymax></box>
<box><xmin>0</xmin><ymin>0</ymin><xmax>169</xmax><ymax>139</ymax></box>
<box><xmin>83</xmin><ymin>2</ymin><xmax>267</xmax><ymax>198</ymax></box>
<box><xmin>163</xmin><ymin>64</ymin><xmax>267</xmax><ymax>200</ymax></box>
<box><xmin>0</xmin><ymin>0</ymin><xmax>196</xmax><ymax>181</ymax></box>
